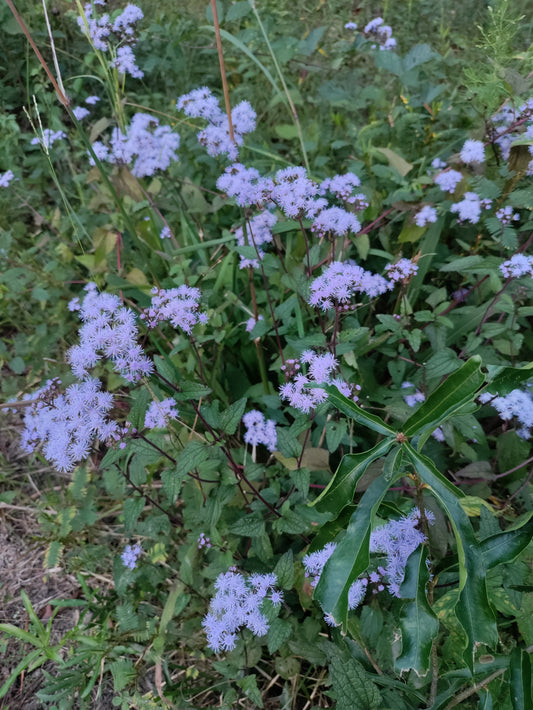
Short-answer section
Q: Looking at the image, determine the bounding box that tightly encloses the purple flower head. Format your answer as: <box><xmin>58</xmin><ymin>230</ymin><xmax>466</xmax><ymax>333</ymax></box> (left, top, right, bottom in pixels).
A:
<box><xmin>177</xmin><ymin>88</ymin><xmax>256</xmax><ymax>161</ymax></box>
<box><xmin>460</xmin><ymin>139</ymin><xmax>485</xmax><ymax>164</ymax></box>
<box><xmin>386</xmin><ymin>258</ymin><xmax>418</xmax><ymax>283</ymax></box>
<box><xmin>235</xmin><ymin>210</ymin><xmax>277</xmax><ymax>268</ymax></box>
<box><xmin>203</xmin><ymin>570</ymin><xmax>281</xmax><ymax>652</ymax></box>
<box><xmin>85</xmin><ymin>95</ymin><xmax>100</xmax><ymax>105</ymax></box>
<box><xmin>89</xmin><ymin>113</ymin><xmax>180</xmax><ymax>176</ymax></box>
<box><xmin>434</xmin><ymin>169</ymin><xmax>463</xmax><ymax>193</ymax></box>
<box><xmin>144</xmin><ymin>398</ymin><xmax>179</xmax><ymax>429</ymax></box>
<box><xmin>112</xmin><ymin>4</ymin><xmax>144</xmax><ymax>39</ymax></box>
<box><xmin>31</xmin><ymin>129</ymin><xmax>66</xmax><ymax>148</ymax></box>
<box><xmin>271</xmin><ymin>166</ymin><xmax>320</xmax><ymax>218</ymax></box>
<box><xmin>198</xmin><ymin>532</ymin><xmax>212</xmax><ymax>549</ymax></box>
<box><xmin>242</xmin><ymin>410</ymin><xmax>277</xmax><ymax>451</ymax></box>
<box><xmin>344</xmin><ymin>21</ymin><xmax>358</xmax><ymax>30</ymax></box>
<box><xmin>245</xmin><ymin>314</ymin><xmax>264</xmax><ymax>333</ymax></box>
<box><xmin>320</xmin><ymin>173</ymin><xmax>361</xmax><ymax>202</ymax></box>
<box><xmin>77</xmin><ymin>3</ymin><xmax>111</xmax><ymax>51</ymax></box>
<box><xmin>500</xmin><ymin>254</ymin><xmax>533</xmax><ymax>278</ymax></box>
<box><xmin>140</xmin><ymin>285</ymin><xmax>207</xmax><ymax>333</ymax></box>
<box><xmin>430</xmin><ymin>157</ymin><xmax>446</xmax><ymax>170</ymax></box>
<box><xmin>0</xmin><ymin>170</ymin><xmax>15</xmax><ymax>188</ymax></box>
<box><xmin>311</xmin><ymin>207</ymin><xmax>361</xmax><ymax>238</ymax></box>
<box><xmin>309</xmin><ymin>260</ymin><xmax>391</xmax><ymax>311</ymax></box>
<box><xmin>20</xmin><ymin>377</ymin><xmax>117</xmax><ymax>472</ymax></box>
<box><xmin>496</xmin><ymin>206</ymin><xmax>520</xmax><ymax>226</ymax></box>
<box><xmin>217</xmin><ymin>163</ymin><xmax>274</xmax><ymax>207</ymax></box>
<box><xmin>481</xmin><ymin>387</ymin><xmax>533</xmax><ymax>438</ymax></box>
<box><xmin>111</xmin><ymin>45</ymin><xmax>143</xmax><ymax>78</ymax></box>
<box><xmin>401</xmin><ymin>381</ymin><xmax>425</xmax><ymax>408</ymax></box>
<box><xmin>450</xmin><ymin>191</ymin><xmax>491</xmax><ymax>224</ymax></box>
<box><xmin>160</xmin><ymin>225</ymin><xmax>172</xmax><ymax>239</ymax></box>
<box><xmin>414</xmin><ymin>205</ymin><xmax>437</xmax><ymax>227</ymax></box>
<box><xmin>121</xmin><ymin>544</ymin><xmax>142</xmax><ymax>570</ymax></box>
<box><xmin>369</xmin><ymin>508</ymin><xmax>433</xmax><ymax>596</ymax></box>
<box><xmin>364</xmin><ymin>17</ymin><xmax>396</xmax><ymax>50</ymax></box>
<box><xmin>67</xmin><ymin>283</ymin><xmax>153</xmax><ymax>382</ymax></box>
<box><xmin>73</xmin><ymin>106</ymin><xmax>90</xmax><ymax>121</ymax></box>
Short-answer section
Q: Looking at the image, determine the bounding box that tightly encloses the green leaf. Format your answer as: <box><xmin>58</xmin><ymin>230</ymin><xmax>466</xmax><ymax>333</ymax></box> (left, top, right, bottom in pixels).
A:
<box><xmin>312</xmin><ymin>438</ymin><xmax>394</xmax><ymax>516</ymax></box>
<box><xmin>123</xmin><ymin>497</ymin><xmax>145</xmax><ymax>534</ymax></box>
<box><xmin>274</xmin><ymin>549</ymin><xmax>294</xmax><ymax>589</ymax></box>
<box><xmin>0</xmin><ymin>623</ymin><xmax>43</xmax><ymax>647</ymax></box>
<box><xmin>236</xmin><ymin>674</ymin><xmax>263</xmax><ymax>708</ymax></box>
<box><xmin>323</xmin><ymin>384</ymin><xmax>396</xmax><ymax>436</ymax></box>
<box><xmin>403</xmin><ymin>43</ymin><xmax>437</xmax><ymax>70</ymax></box>
<box><xmin>176</xmin><ymin>440</ymin><xmax>211</xmax><ymax>479</ymax></box>
<box><xmin>403</xmin><ymin>444</ymin><xmax>497</xmax><ymax>670</ymax></box>
<box><xmin>220</xmin><ymin>397</ymin><xmax>247</xmax><ymax>434</ymax></box>
<box><xmin>375</xmin><ymin>147</ymin><xmax>413</xmax><ymax>176</ymax></box>
<box><xmin>315</xmin><ymin>468</ymin><xmax>402</xmax><ymax>626</ymax></box>
<box><xmin>403</xmin><ymin>356</ymin><xmax>485</xmax><ymax>448</ymax></box>
<box><xmin>395</xmin><ymin>548</ymin><xmax>439</xmax><ymax>676</ymax></box>
<box><xmin>230</xmin><ymin>513</ymin><xmax>265</xmax><ymax>537</ymax></box>
<box><xmin>326</xmin><ymin>419</ymin><xmax>347</xmax><ymax>453</ymax></box>
<box><xmin>484</xmin><ymin>362</ymin><xmax>533</xmax><ymax>396</ymax></box>
<box><xmin>324</xmin><ymin>638</ymin><xmax>381</xmax><ymax>709</ymax></box>
<box><xmin>480</xmin><ymin>515</ymin><xmax>533</xmax><ymax>569</ymax></box>
<box><xmin>161</xmin><ymin>467</ymin><xmax>188</xmax><ymax>504</ymax></box>
<box><xmin>510</xmin><ymin>648</ymin><xmax>533</xmax><ymax>710</ymax></box>
<box><xmin>267</xmin><ymin>617</ymin><xmax>292</xmax><ymax>654</ymax></box>
<box><xmin>0</xmin><ymin>648</ymin><xmax>44</xmax><ymax>699</ymax></box>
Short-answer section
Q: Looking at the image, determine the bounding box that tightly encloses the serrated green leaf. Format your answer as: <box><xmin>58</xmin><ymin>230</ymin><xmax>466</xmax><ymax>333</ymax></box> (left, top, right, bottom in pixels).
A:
<box><xmin>403</xmin><ymin>357</ymin><xmax>484</xmax><ymax>448</ymax></box>
<box><xmin>324</xmin><ymin>638</ymin><xmax>381</xmax><ymax>710</ymax></box>
<box><xmin>274</xmin><ymin>549</ymin><xmax>294</xmax><ymax>589</ymax></box>
<box><xmin>315</xmin><ymin>468</ymin><xmax>402</xmax><ymax>626</ymax></box>
<box><xmin>230</xmin><ymin>513</ymin><xmax>265</xmax><ymax>537</ymax></box>
<box><xmin>176</xmin><ymin>440</ymin><xmax>211</xmax><ymax>478</ymax></box>
<box><xmin>236</xmin><ymin>674</ymin><xmax>263</xmax><ymax>708</ymax></box>
<box><xmin>221</xmin><ymin>397</ymin><xmax>247</xmax><ymax>434</ymax></box>
<box><xmin>323</xmin><ymin>384</ymin><xmax>396</xmax><ymax>436</ymax></box>
<box><xmin>161</xmin><ymin>467</ymin><xmax>187</xmax><ymax>504</ymax></box>
<box><xmin>395</xmin><ymin>547</ymin><xmax>439</xmax><ymax>676</ymax></box>
<box><xmin>403</xmin><ymin>444</ymin><xmax>497</xmax><ymax>670</ymax></box>
<box><xmin>123</xmin><ymin>497</ymin><xmax>145</xmax><ymax>534</ymax></box>
<box><xmin>312</xmin><ymin>438</ymin><xmax>394</xmax><ymax>516</ymax></box>
<box><xmin>267</xmin><ymin>617</ymin><xmax>292</xmax><ymax>654</ymax></box>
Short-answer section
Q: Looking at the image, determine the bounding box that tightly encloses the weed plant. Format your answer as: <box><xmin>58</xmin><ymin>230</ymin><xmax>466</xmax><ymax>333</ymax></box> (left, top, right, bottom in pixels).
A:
<box><xmin>1</xmin><ymin>0</ymin><xmax>533</xmax><ymax>708</ymax></box>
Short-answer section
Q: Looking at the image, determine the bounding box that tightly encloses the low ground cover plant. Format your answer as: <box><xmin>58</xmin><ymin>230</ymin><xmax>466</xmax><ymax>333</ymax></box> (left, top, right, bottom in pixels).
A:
<box><xmin>1</xmin><ymin>0</ymin><xmax>533</xmax><ymax>707</ymax></box>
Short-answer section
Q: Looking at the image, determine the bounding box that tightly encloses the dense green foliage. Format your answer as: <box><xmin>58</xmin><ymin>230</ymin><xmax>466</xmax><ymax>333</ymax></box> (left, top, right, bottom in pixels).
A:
<box><xmin>1</xmin><ymin>0</ymin><xmax>533</xmax><ymax>708</ymax></box>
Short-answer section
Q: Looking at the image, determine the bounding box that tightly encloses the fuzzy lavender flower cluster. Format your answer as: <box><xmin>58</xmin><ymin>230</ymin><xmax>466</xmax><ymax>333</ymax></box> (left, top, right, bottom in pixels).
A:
<box><xmin>479</xmin><ymin>388</ymin><xmax>533</xmax><ymax>439</ymax></box>
<box><xmin>20</xmin><ymin>377</ymin><xmax>117</xmax><ymax>472</ymax></box>
<box><xmin>309</xmin><ymin>261</ymin><xmax>391</xmax><ymax>311</ymax></box>
<box><xmin>0</xmin><ymin>170</ymin><xmax>15</xmax><ymax>188</ymax></box>
<box><xmin>177</xmin><ymin>87</ymin><xmax>256</xmax><ymax>161</ymax></box>
<box><xmin>144</xmin><ymin>398</ymin><xmax>179</xmax><ymax>429</ymax></box>
<box><xmin>235</xmin><ymin>211</ymin><xmax>277</xmax><ymax>268</ymax></box>
<box><xmin>121</xmin><ymin>543</ymin><xmax>142</xmax><ymax>569</ymax></box>
<box><xmin>202</xmin><ymin>571</ymin><xmax>282</xmax><ymax>652</ymax></box>
<box><xmin>67</xmin><ymin>283</ymin><xmax>153</xmax><ymax>382</ymax></box>
<box><xmin>242</xmin><ymin>410</ymin><xmax>277</xmax><ymax>451</ymax></box>
<box><xmin>496</xmin><ymin>206</ymin><xmax>520</xmax><ymax>226</ymax></box>
<box><xmin>140</xmin><ymin>286</ymin><xmax>208</xmax><ymax>333</ymax></box>
<box><xmin>91</xmin><ymin>113</ymin><xmax>180</xmax><ymax>177</ymax></box>
<box><xmin>303</xmin><ymin>508</ymin><xmax>433</xmax><ymax>624</ymax></box>
<box><xmin>434</xmin><ymin>169</ymin><xmax>463</xmax><ymax>193</ymax></box>
<box><xmin>499</xmin><ymin>254</ymin><xmax>533</xmax><ymax>278</ymax></box>
<box><xmin>414</xmin><ymin>205</ymin><xmax>437</xmax><ymax>227</ymax></box>
<box><xmin>460</xmin><ymin>139</ymin><xmax>485</xmax><ymax>164</ymax></box>
<box><xmin>30</xmin><ymin>129</ymin><xmax>66</xmax><ymax>148</ymax></box>
<box><xmin>450</xmin><ymin>192</ymin><xmax>491</xmax><ymax>224</ymax></box>
<box><xmin>362</xmin><ymin>17</ymin><xmax>396</xmax><ymax>50</ymax></box>
<box><xmin>280</xmin><ymin>350</ymin><xmax>358</xmax><ymax>414</ymax></box>
<box><xmin>77</xmin><ymin>1</ymin><xmax>144</xmax><ymax>78</ymax></box>
<box><xmin>386</xmin><ymin>258</ymin><xmax>418</xmax><ymax>283</ymax></box>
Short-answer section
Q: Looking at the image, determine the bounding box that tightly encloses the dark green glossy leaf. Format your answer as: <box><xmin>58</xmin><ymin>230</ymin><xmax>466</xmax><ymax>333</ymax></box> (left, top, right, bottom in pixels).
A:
<box><xmin>403</xmin><ymin>444</ymin><xmax>497</xmax><ymax>670</ymax></box>
<box><xmin>480</xmin><ymin>514</ymin><xmax>533</xmax><ymax>569</ymax></box>
<box><xmin>484</xmin><ymin>362</ymin><xmax>533</xmax><ymax>396</ymax></box>
<box><xmin>510</xmin><ymin>648</ymin><xmax>533</xmax><ymax>710</ymax></box>
<box><xmin>323</xmin><ymin>384</ymin><xmax>396</xmax><ymax>436</ymax></box>
<box><xmin>314</xmin><ymin>469</ymin><xmax>402</xmax><ymax>626</ymax></box>
<box><xmin>312</xmin><ymin>438</ymin><xmax>394</xmax><ymax>515</ymax></box>
<box><xmin>395</xmin><ymin>547</ymin><xmax>439</xmax><ymax>676</ymax></box>
<box><xmin>403</xmin><ymin>356</ymin><xmax>485</xmax><ymax>448</ymax></box>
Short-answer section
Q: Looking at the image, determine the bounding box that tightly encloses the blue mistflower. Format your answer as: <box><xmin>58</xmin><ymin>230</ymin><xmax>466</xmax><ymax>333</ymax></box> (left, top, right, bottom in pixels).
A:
<box><xmin>460</xmin><ymin>139</ymin><xmax>485</xmax><ymax>164</ymax></box>
<box><xmin>0</xmin><ymin>170</ymin><xmax>15</xmax><ymax>188</ymax></box>
<box><xmin>450</xmin><ymin>191</ymin><xmax>491</xmax><ymax>224</ymax></box>
<box><xmin>203</xmin><ymin>570</ymin><xmax>282</xmax><ymax>652</ymax></box>
<box><xmin>434</xmin><ymin>169</ymin><xmax>463</xmax><ymax>193</ymax></box>
<box><xmin>144</xmin><ymin>398</ymin><xmax>179</xmax><ymax>430</ymax></box>
<box><xmin>242</xmin><ymin>410</ymin><xmax>277</xmax><ymax>451</ymax></box>
<box><xmin>500</xmin><ymin>253</ymin><xmax>533</xmax><ymax>278</ymax></box>
<box><xmin>121</xmin><ymin>544</ymin><xmax>142</xmax><ymax>569</ymax></box>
